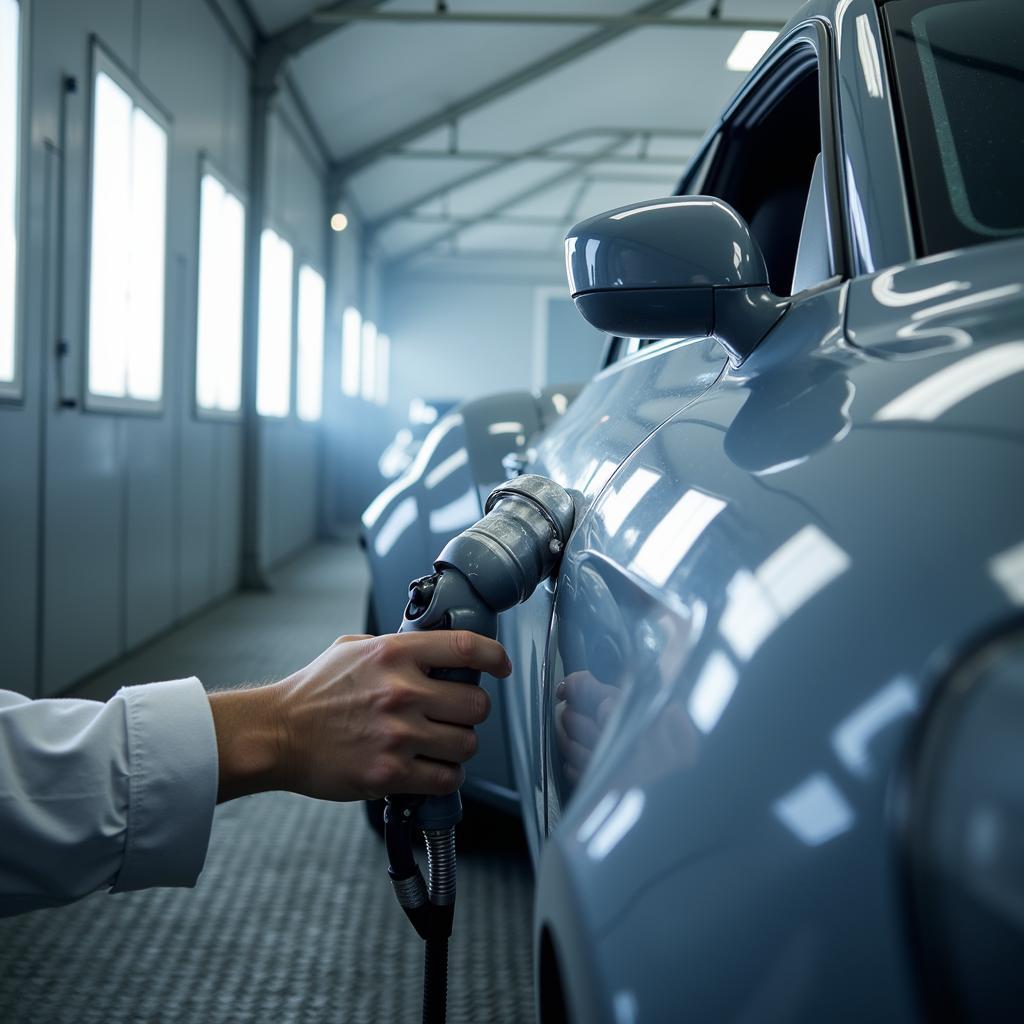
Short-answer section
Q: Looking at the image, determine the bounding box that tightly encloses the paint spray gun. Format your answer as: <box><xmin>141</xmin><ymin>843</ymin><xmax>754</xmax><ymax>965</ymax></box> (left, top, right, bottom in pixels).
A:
<box><xmin>385</xmin><ymin>474</ymin><xmax>575</xmax><ymax>1024</ymax></box>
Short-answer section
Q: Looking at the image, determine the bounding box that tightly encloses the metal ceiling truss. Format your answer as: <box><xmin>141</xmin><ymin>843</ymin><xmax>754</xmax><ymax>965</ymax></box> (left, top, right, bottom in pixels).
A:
<box><xmin>383</xmin><ymin>134</ymin><xmax>638</xmax><ymax>267</ymax></box>
<box><xmin>388</xmin><ymin>148</ymin><xmax>689</xmax><ymax>167</ymax></box>
<box><xmin>328</xmin><ymin>0</ymin><xmax>705</xmax><ymax>185</ymax></box>
<box><xmin>366</xmin><ymin>126</ymin><xmax>700</xmax><ymax>232</ymax></box>
<box><xmin>312</xmin><ymin>9</ymin><xmax>786</xmax><ymax>31</ymax></box>
<box><xmin>256</xmin><ymin>0</ymin><xmax>780</xmax><ymax>259</ymax></box>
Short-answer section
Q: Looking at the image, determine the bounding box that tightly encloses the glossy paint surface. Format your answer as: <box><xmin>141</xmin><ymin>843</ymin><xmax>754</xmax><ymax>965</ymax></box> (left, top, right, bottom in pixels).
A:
<box><xmin>502</xmin><ymin>336</ymin><xmax>725</xmax><ymax>856</ymax></box>
<box><xmin>535</xmin><ymin>265</ymin><xmax>1024</xmax><ymax>1020</ymax></box>
<box><xmin>564</xmin><ymin>196</ymin><xmax>769</xmax><ymax>295</ymax></box>
<box><xmin>360</xmin><ymin>1</ymin><xmax>1024</xmax><ymax>1019</ymax></box>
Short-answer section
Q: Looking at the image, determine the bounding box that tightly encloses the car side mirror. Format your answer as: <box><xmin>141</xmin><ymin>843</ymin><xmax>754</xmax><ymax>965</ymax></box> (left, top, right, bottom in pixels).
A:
<box><xmin>564</xmin><ymin>196</ymin><xmax>788</xmax><ymax>364</ymax></box>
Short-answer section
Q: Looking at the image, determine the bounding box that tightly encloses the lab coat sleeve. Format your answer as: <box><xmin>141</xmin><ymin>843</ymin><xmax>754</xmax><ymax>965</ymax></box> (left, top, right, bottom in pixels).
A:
<box><xmin>0</xmin><ymin>678</ymin><xmax>218</xmax><ymax>917</ymax></box>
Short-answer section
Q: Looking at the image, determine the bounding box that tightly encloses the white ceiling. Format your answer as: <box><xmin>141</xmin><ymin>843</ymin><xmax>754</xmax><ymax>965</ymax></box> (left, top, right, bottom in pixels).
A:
<box><xmin>242</xmin><ymin>0</ymin><xmax>806</xmax><ymax>269</ymax></box>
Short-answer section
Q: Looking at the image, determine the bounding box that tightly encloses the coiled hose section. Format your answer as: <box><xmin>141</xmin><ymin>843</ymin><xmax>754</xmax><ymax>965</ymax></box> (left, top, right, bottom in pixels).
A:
<box><xmin>423</xmin><ymin>828</ymin><xmax>457</xmax><ymax>1024</ymax></box>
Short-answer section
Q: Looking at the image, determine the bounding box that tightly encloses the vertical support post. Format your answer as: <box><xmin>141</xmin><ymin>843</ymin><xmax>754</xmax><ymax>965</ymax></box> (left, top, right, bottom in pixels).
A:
<box><xmin>239</xmin><ymin>52</ymin><xmax>280</xmax><ymax>590</ymax></box>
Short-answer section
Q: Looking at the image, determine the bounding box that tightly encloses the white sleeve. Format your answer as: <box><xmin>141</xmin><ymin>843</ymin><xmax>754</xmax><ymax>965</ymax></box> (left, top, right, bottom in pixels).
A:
<box><xmin>0</xmin><ymin>678</ymin><xmax>219</xmax><ymax>917</ymax></box>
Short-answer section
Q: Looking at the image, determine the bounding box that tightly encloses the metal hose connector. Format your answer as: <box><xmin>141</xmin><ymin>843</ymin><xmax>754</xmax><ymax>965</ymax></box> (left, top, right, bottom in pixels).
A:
<box><xmin>391</xmin><ymin>870</ymin><xmax>429</xmax><ymax>910</ymax></box>
<box><xmin>424</xmin><ymin>828</ymin><xmax>457</xmax><ymax>906</ymax></box>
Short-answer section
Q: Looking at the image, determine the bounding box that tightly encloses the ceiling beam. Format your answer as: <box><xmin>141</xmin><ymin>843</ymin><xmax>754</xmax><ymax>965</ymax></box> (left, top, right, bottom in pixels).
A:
<box><xmin>403</xmin><ymin>213</ymin><xmax>569</xmax><ymax>227</ymax></box>
<box><xmin>366</xmin><ymin>127</ymin><xmax>641</xmax><ymax>232</ymax></box>
<box><xmin>331</xmin><ymin>0</ymin><xmax>697</xmax><ymax>184</ymax></box>
<box><xmin>264</xmin><ymin>0</ymin><xmax>387</xmax><ymax>66</ymax></box>
<box><xmin>313</xmin><ymin>10</ymin><xmax>786</xmax><ymax>31</ymax></box>
<box><xmin>385</xmin><ymin>136</ymin><xmax>629</xmax><ymax>266</ymax></box>
<box><xmin>388</xmin><ymin>147</ymin><xmax>692</xmax><ymax>167</ymax></box>
<box><xmin>389</xmin><ymin>169</ymin><xmax>687</xmax><ymax>227</ymax></box>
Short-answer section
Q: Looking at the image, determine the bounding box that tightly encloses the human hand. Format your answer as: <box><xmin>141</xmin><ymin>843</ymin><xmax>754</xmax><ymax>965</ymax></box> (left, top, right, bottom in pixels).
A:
<box><xmin>210</xmin><ymin>631</ymin><xmax>511</xmax><ymax>803</ymax></box>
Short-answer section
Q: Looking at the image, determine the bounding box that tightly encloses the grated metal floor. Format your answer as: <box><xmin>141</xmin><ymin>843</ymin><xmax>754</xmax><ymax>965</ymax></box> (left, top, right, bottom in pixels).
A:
<box><xmin>0</xmin><ymin>544</ymin><xmax>535</xmax><ymax>1024</ymax></box>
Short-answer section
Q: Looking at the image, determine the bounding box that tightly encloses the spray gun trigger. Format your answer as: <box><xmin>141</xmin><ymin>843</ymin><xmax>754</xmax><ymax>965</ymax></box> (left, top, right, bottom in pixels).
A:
<box><xmin>406</xmin><ymin>574</ymin><xmax>439</xmax><ymax>620</ymax></box>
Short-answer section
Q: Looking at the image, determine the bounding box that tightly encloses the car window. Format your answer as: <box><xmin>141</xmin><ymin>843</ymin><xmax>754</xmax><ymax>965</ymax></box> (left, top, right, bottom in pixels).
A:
<box><xmin>700</xmin><ymin>44</ymin><xmax>829</xmax><ymax>297</ymax></box>
<box><xmin>884</xmin><ymin>0</ymin><xmax>1024</xmax><ymax>255</ymax></box>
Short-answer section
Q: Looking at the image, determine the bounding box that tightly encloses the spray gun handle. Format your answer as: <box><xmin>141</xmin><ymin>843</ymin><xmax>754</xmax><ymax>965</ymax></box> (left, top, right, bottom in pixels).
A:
<box><xmin>394</xmin><ymin>568</ymin><xmax>499</xmax><ymax>830</ymax></box>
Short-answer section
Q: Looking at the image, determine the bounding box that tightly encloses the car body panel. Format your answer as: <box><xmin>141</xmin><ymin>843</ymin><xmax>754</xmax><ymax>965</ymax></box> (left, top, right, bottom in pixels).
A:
<box><xmin>360</xmin><ymin>0</ymin><xmax>1024</xmax><ymax>1017</ymax></box>
<box><xmin>534</xmin><ymin>259</ymin><xmax>1024</xmax><ymax>1019</ymax></box>
<box><xmin>503</xmin><ymin>335</ymin><xmax>726</xmax><ymax>855</ymax></box>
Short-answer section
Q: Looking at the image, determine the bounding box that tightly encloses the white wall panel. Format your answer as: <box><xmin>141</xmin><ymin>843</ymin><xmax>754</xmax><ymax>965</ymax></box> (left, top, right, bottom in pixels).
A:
<box><xmin>41</xmin><ymin>414</ymin><xmax>124</xmax><ymax>693</ymax></box>
<box><xmin>0</xmin><ymin>0</ymin><xmax>332</xmax><ymax>695</ymax></box>
<box><xmin>34</xmin><ymin>0</ymin><xmax>135</xmax><ymax>694</ymax></box>
<box><xmin>258</xmin><ymin>103</ymin><xmax>326</xmax><ymax>570</ymax></box>
<box><xmin>123</xmin><ymin>416</ymin><xmax>176</xmax><ymax>650</ymax></box>
<box><xmin>215</xmin><ymin>426</ymin><xmax>243</xmax><ymax>595</ymax></box>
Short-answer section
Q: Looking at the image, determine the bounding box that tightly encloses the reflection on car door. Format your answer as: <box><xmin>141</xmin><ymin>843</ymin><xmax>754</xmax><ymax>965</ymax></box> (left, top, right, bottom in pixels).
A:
<box><xmin>504</xmin><ymin>335</ymin><xmax>726</xmax><ymax>856</ymax></box>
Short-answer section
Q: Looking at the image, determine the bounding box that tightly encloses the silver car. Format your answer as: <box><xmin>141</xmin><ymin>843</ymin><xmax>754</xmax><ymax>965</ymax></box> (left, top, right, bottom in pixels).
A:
<box><xmin>364</xmin><ymin>0</ymin><xmax>1024</xmax><ymax>1018</ymax></box>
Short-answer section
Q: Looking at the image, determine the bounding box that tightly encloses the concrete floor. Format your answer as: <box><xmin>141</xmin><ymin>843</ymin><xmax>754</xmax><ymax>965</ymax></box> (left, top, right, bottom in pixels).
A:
<box><xmin>0</xmin><ymin>543</ymin><xmax>535</xmax><ymax>1023</ymax></box>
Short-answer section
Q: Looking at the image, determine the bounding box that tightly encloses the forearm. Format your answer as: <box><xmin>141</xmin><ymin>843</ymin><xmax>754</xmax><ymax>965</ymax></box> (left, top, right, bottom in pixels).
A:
<box><xmin>0</xmin><ymin>679</ymin><xmax>217</xmax><ymax>916</ymax></box>
<box><xmin>208</xmin><ymin>684</ymin><xmax>290</xmax><ymax>803</ymax></box>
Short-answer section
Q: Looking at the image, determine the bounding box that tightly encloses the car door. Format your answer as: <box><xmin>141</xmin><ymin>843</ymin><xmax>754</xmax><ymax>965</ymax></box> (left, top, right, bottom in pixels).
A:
<box><xmin>537</xmin><ymin>22</ymin><xmax>849</xmax><ymax>839</ymax></box>
<box><xmin>503</xmin><ymin>334</ymin><xmax>727</xmax><ymax>857</ymax></box>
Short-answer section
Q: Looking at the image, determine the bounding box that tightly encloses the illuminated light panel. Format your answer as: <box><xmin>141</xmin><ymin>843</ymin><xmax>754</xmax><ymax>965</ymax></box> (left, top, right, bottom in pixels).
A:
<box><xmin>341</xmin><ymin>306</ymin><xmax>362</xmax><ymax>396</ymax></box>
<box><xmin>88</xmin><ymin>71</ymin><xmax>168</xmax><ymax>402</ymax></box>
<box><xmin>629</xmin><ymin>489</ymin><xmax>726</xmax><ymax>588</ymax></box>
<box><xmin>360</xmin><ymin>319</ymin><xmax>377</xmax><ymax>401</ymax></box>
<box><xmin>773</xmin><ymin>773</ymin><xmax>854</xmax><ymax>846</ymax></box>
<box><xmin>0</xmin><ymin>0</ymin><xmax>20</xmax><ymax>386</ymax></box>
<box><xmin>330</xmin><ymin>212</ymin><xmax>348</xmax><ymax>232</ymax></box>
<box><xmin>256</xmin><ymin>228</ymin><xmax>293</xmax><ymax>417</ymax></box>
<box><xmin>196</xmin><ymin>174</ymin><xmax>245</xmax><ymax>413</ymax></box>
<box><xmin>297</xmin><ymin>264</ymin><xmax>325</xmax><ymax>422</ymax></box>
<box><xmin>726</xmin><ymin>30</ymin><xmax>778</xmax><ymax>72</ymax></box>
<box><xmin>875</xmin><ymin>342</ymin><xmax>1024</xmax><ymax>422</ymax></box>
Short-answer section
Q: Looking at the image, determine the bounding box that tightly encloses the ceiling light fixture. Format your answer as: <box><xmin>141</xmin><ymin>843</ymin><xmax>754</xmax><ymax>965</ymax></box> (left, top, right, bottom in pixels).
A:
<box><xmin>330</xmin><ymin>212</ymin><xmax>349</xmax><ymax>232</ymax></box>
<box><xmin>726</xmin><ymin>29</ymin><xmax>778</xmax><ymax>72</ymax></box>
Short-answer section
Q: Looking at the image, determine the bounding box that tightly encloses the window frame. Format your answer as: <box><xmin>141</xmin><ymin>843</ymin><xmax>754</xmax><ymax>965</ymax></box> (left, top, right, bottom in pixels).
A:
<box><xmin>82</xmin><ymin>39</ymin><xmax>172</xmax><ymax>416</ymax></box>
<box><xmin>0</xmin><ymin>0</ymin><xmax>29</xmax><ymax>403</ymax></box>
<box><xmin>602</xmin><ymin>23</ymin><xmax>849</xmax><ymax>373</ymax></box>
<box><xmin>701</xmin><ymin>20</ymin><xmax>851</xmax><ymax>294</ymax></box>
<box><xmin>192</xmin><ymin>154</ymin><xmax>248</xmax><ymax>423</ymax></box>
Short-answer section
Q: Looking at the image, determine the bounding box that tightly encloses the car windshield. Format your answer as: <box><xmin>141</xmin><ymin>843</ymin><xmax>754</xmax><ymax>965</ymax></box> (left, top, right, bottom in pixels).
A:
<box><xmin>884</xmin><ymin>0</ymin><xmax>1024</xmax><ymax>255</ymax></box>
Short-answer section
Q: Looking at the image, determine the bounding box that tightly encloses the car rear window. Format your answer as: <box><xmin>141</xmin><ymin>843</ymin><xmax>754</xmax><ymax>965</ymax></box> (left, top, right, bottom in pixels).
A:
<box><xmin>884</xmin><ymin>0</ymin><xmax>1024</xmax><ymax>255</ymax></box>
